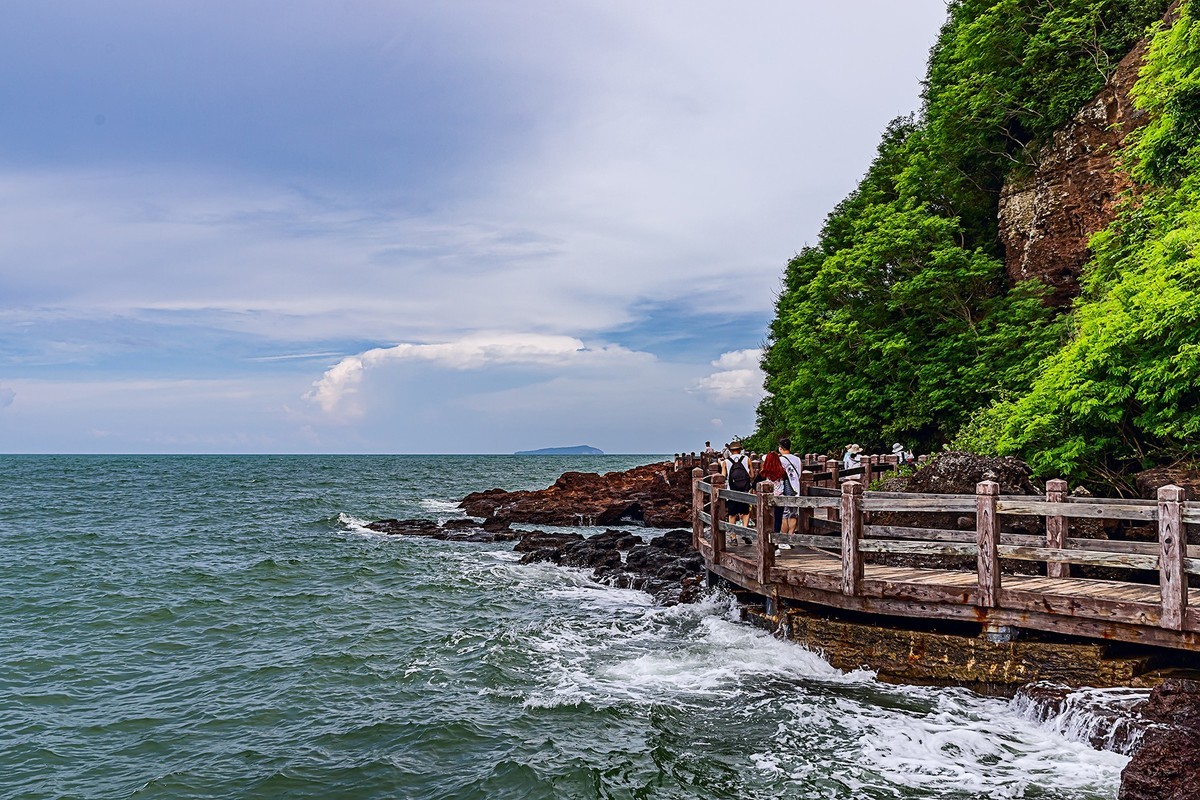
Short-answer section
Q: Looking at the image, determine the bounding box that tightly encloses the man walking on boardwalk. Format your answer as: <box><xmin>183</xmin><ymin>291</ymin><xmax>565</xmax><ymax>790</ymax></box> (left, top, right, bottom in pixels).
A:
<box><xmin>721</xmin><ymin>441</ymin><xmax>754</xmax><ymax>532</ymax></box>
<box><xmin>777</xmin><ymin>438</ymin><xmax>805</xmax><ymax>535</ymax></box>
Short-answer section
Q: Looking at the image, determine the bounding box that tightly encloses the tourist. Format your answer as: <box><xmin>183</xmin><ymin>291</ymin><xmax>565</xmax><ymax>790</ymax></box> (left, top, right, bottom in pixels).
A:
<box><xmin>842</xmin><ymin>443</ymin><xmax>863</xmax><ymax>473</ymax></box>
<box><xmin>722</xmin><ymin>441</ymin><xmax>754</xmax><ymax>531</ymax></box>
<box><xmin>703</xmin><ymin>441</ymin><xmax>717</xmax><ymax>457</ymax></box>
<box><xmin>892</xmin><ymin>442</ymin><xmax>915</xmax><ymax>465</ymax></box>
<box><xmin>758</xmin><ymin>451</ymin><xmax>787</xmax><ymax>533</ymax></box>
<box><xmin>777</xmin><ymin>437</ymin><xmax>805</xmax><ymax>535</ymax></box>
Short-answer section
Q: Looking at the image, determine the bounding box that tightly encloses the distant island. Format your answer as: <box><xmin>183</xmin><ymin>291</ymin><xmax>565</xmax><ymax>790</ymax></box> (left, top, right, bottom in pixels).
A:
<box><xmin>514</xmin><ymin>445</ymin><xmax>604</xmax><ymax>456</ymax></box>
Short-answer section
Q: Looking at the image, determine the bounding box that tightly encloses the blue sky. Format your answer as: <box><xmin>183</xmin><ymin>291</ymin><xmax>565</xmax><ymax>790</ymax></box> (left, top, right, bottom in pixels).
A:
<box><xmin>0</xmin><ymin>1</ymin><xmax>948</xmax><ymax>454</ymax></box>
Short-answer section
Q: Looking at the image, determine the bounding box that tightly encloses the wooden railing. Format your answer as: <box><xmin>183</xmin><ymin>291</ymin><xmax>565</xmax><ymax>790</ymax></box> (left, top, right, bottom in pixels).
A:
<box><xmin>691</xmin><ymin>466</ymin><xmax>1200</xmax><ymax>650</ymax></box>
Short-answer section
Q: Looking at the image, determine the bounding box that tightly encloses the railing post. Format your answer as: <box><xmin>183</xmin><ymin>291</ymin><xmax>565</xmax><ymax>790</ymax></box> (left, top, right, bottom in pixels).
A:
<box><xmin>827</xmin><ymin>459</ymin><xmax>840</xmax><ymax>521</ymax></box>
<box><xmin>691</xmin><ymin>467</ymin><xmax>705</xmax><ymax>550</ymax></box>
<box><xmin>976</xmin><ymin>481</ymin><xmax>1000</xmax><ymax>608</ymax></box>
<box><xmin>841</xmin><ymin>480</ymin><xmax>863</xmax><ymax>596</ymax></box>
<box><xmin>797</xmin><ymin>470</ymin><xmax>813</xmax><ymax>535</ymax></box>
<box><xmin>1159</xmin><ymin>484</ymin><xmax>1187</xmax><ymax>631</ymax></box>
<box><xmin>711</xmin><ymin>473</ymin><xmax>727</xmax><ymax>559</ymax></box>
<box><xmin>756</xmin><ymin>482</ymin><xmax>774</xmax><ymax>585</ymax></box>
<box><xmin>1045</xmin><ymin>478</ymin><xmax>1069</xmax><ymax>579</ymax></box>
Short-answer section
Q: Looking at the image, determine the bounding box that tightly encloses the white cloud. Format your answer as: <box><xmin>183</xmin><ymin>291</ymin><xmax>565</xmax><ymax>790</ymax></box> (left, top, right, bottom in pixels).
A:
<box><xmin>690</xmin><ymin>348</ymin><xmax>765</xmax><ymax>405</ymax></box>
<box><xmin>305</xmin><ymin>333</ymin><xmax>653</xmax><ymax>417</ymax></box>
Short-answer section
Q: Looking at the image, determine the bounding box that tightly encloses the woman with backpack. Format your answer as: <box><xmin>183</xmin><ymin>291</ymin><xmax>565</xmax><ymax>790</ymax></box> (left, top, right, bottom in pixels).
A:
<box><xmin>721</xmin><ymin>441</ymin><xmax>755</xmax><ymax>532</ymax></box>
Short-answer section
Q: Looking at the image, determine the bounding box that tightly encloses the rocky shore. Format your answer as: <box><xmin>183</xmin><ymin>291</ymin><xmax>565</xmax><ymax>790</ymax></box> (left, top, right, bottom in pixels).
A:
<box><xmin>365</xmin><ymin>517</ymin><xmax>704</xmax><ymax>605</ymax></box>
<box><xmin>369</xmin><ymin>454</ymin><xmax>1200</xmax><ymax>797</ymax></box>
<box><xmin>459</xmin><ymin>461</ymin><xmax>693</xmax><ymax>527</ymax></box>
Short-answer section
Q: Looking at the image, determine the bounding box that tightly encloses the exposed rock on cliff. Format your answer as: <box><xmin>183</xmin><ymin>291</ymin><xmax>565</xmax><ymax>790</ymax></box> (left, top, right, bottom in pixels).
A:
<box><xmin>998</xmin><ymin>3</ymin><xmax>1182</xmax><ymax>307</ymax></box>
<box><xmin>1121</xmin><ymin>679</ymin><xmax>1200</xmax><ymax>800</ymax></box>
<box><xmin>460</xmin><ymin>461</ymin><xmax>693</xmax><ymax>528</ymax></box>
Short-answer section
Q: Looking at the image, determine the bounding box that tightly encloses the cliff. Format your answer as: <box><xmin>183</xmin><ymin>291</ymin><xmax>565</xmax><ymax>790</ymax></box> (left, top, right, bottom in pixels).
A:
<box><xmin>998</xmin><ymin>2</ymin><xmax>1183</xmax><ymax>306</ymax></box>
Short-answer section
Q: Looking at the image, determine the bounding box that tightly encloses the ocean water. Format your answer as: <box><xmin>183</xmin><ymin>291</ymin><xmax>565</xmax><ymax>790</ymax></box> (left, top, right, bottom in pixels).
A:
<box><xmin>0</xmin><ymin>455</ymin><xmax>1129</xmax><ymax>799</ymax></box>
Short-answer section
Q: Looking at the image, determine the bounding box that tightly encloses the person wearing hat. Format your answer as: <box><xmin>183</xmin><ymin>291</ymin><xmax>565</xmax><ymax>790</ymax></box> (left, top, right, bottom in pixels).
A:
<box><xmin>842</xmin><ymin>443</ymin><xmax>863</xmax><ymax>472</ymax></box>
<box><xmin>892</xmin><ymin>442</ymin><xmax>915</xmax><ymax>465</ymax></box>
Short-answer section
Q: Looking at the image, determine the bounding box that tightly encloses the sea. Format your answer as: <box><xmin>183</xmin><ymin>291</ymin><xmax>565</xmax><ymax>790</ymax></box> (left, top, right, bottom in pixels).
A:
<box><xmin>0</xmin><ymin>454</ymin><xmax>1132</xmax><ymax>799</ymax></box>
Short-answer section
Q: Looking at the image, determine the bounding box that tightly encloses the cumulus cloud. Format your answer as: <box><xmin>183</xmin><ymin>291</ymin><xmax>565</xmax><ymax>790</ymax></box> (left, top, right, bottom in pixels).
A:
<box><xmin>0</xmin><ymin>387</ymin><xmax>14</xmax><ymax>408</ymax></box>
<box><xmin>305</xmin><ymin>333</ymin><xmax>652</xmax><ymax>416</ymax></box>
<box><xmin>690</xmin><ymin>349</ymin><xmax>765</xmax><ymax>405</ymax></box>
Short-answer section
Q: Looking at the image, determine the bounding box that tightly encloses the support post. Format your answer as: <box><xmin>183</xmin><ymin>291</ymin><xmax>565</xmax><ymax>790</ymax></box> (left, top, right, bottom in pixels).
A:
<box><xmin>976</xmin><ymin>481</ymin><xmax>1000</xmax><ymax>608</ymax></box>
<box><xmin>710</xmin><ymin>473</ymin><xmax>727</xmax><ymax>560</ymax></box>
<box><xmin>841</xmin><ymin>480</ymin><xmax>863</xmax><ymax>596</ymax></box>
<box><xmin>756</xmin><ymin>482</ymin><xmax>774</xmax><ymax>585</ymax></box>
<box><xmin>1045</xmin><ymin>478</ymin><xmax>1069</xmax><ymax>579</ymax></box>
<box><xmin>797</xmin><ymin>470</ymin><xmax>813</xmax><ymax>536</ymax></box>
<box><xmin>827</xmin><ymin>459</ymin><xmax>840</xmax><ymax>521</ymax></box>
<box><xmin>1159</xmin><ymin>484</ymin><xmax>1187</xmax><ymax>631</ymax></box>
<box><xmin>691</xmin><ymin>467</ymin><xmax>705</xmax><ymax>550</ymax></box>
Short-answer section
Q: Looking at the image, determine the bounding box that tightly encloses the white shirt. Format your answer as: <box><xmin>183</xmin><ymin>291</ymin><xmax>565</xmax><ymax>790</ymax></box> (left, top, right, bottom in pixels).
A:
<box><xmin>779</xmin><ymin>454</ymin><xmax>803</xmax><ymax>492</ymax></box>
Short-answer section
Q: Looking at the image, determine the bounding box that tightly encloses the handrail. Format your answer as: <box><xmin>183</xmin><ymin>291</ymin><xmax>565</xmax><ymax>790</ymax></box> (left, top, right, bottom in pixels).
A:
<box><xmin>693</xmin><ymin>475</ymin><xmax>1199</xmax><ymax>648</ymax></box>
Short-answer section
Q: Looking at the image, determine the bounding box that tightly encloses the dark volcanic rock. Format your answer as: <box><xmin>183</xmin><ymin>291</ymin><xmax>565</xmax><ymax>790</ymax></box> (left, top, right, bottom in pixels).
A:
<box><xmin>460</xmin><ymin>461</ymin><xmax>694</xmax><ymax>528</ymax></box>
<box><xmin>516</xmin><ymin>527</ymin><xmax>704</xmax><ymax>605</ymax></box>
<box><xmin>1121</xmin><ymin>679</ymin><xmax>1200</xmax><ymax>800</ymax></box>
<box><xmin>365</xmin><ymin>518</ymin><xmax>520</xmax><ymax>543</ymax></box>
<box><xmin>1134</xmin><ymin>464</ymin><xmax>1200</xmax><ymax>501</ymax></box>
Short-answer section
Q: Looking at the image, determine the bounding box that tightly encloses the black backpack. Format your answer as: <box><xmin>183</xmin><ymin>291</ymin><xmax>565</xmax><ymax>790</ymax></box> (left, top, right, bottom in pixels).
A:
<box><xmin>727</xmin><ymin>456</ymin><xmax>753</xmax><ymax>492</ymax></box>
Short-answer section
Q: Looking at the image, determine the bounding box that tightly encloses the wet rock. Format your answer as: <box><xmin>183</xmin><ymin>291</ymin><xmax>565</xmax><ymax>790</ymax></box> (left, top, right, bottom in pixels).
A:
<box><xmin>515</xmin><ymin>527</ymin><xmax>705</xmax><ymax>605</ymax></box>
<box><xmin>1014</xmin><ymin>682</ymin><xmax>1153</xmax><ymax>754</ymax></box>
<box><xmin>460</xmin><ymin>461</ymin><xmax>694</xmax><ymax>528</ymax></box>
<box><xmin>365</xmin><ymin>518</ymin><xmax>521</xmax><ymax>543</ymax></box>
<box><xmin>1121</xmin><ymin>679</ymin><xmax>1200</xmax><ymax>800</ymax></box>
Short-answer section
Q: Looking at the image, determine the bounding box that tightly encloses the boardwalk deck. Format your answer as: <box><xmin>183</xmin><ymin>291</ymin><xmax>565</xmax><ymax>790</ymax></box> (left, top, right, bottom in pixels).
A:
<box><xmin>694</xmin><ymin>468</ymin><xmax>1200</xmax><ymax>652</ymax></box>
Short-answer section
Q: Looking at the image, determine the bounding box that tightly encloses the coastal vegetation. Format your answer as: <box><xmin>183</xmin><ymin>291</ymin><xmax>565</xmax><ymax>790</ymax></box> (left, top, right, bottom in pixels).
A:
<box><xmin>751</xmin><ymin>0</ymin><xmax>1199</xmax><ymax>490</ymax></box>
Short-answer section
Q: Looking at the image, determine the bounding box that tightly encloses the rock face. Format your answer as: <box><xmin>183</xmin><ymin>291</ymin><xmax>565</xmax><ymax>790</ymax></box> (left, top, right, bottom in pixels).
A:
<box><xmin>1121</xmin><ymin>679</ymin><xmax>1200</xmax><ymax>800</ymax></box>
<box><xmin>747</xmin><ymin>606</ymin><xmax>1156</xmax><ymax>692</ymax></box>
<box><xmin>460</xmin><ymin>461</ymin><xmax>693</xmax><ymax>528</ymax></box>
<box><xmin>997</xmin><ymin>3</ymin><xmax>1181</xmax><ymax>306</ymax></box>
<box><xmin>1134</xmin><ymin>464</ymin><xmax>1200</xmax><ymax>501</ymax></box>
<box><xmin>515</xmin><ymin>528</ymin><xmax>705</xmax><ymax>605</ymax></box>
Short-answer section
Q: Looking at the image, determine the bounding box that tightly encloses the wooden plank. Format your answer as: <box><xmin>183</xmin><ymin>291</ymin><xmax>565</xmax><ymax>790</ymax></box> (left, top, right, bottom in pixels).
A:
<box><xmin>862</xmin><ymin>496</ymin><xmax>977</xmax><ymax>512</ymax></box>
<box><xmin>999</xmin><ymin>587</ymin><xmax>1160</xmax><ymax>627</ymax></box>
<box><xmin>996</xmin><ymin>498</ymin><xmax>1157</xmax><ymax>521</ymax></box>
<box><xmin>867</xmin><ymin>491</ymin><xmax>977</xmax><ymax>502</ymax></box>
<box><xmin>977</xmin><ymin>481</ymin><xmax>1000</xmax><ymax>608</ymax></box>
<box><xmin>777</xmin><ymin>533</ymin><xmax>842</xmax><ymax>549</ymax></box>
<box><xmin>1160</xmin><ymin>485</ymin><xmax>1187</xmax><ymax>631</ymax></box>
<box><xmin>773</xmin><ymin>495</ymin><xmax>841</xmax><ymax>509</ymax></box>
<box><xmin>698</xmin><ymin>482</ymin><xmax>712</xmax><ymax>496</ymax></box>
<box><xmin>1182</xmin><ymin>504</ymin><xmax>1200</xmax><ymax>524</ymax></box>
<box><xmin>841</xmin><ymin>482</ymin><xmax>864</xmax><ymax>597</ymax></box>
<box><xmin>719</xmin><ymin>488</ymin><xmax>759</xmax><ymax>504</ymax></box>
<box><xmin>699</xmin><ymin>511</ymin><xmax>712</xmax><ymax>525</ymax></box>
<box><xmin>995</xmin><ymin>544</ymin><xmax>1159</xmax><ymax>570</ymax></box>
<box><xmin>718</xmin><ymin>520</ymin><xmax>758</xmax><ymax>539</ymax></box>
<box><xmin>858</xmin><ymin>540</ymin><xmax>978</xmax><ymax>557</ymax></box>
<box><xmin>808</xmin><ymin>486</ymin><xmax>841</xmax><ymax>498</ymax></box>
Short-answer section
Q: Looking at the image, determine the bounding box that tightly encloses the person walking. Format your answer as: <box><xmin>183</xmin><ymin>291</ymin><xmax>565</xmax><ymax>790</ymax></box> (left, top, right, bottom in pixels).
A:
<box><xmin>842</xmin><ymin>443</ymin><xmax>863</xmax><ymax>473</ymax></box>
<box><xmin>721</xmin><ymin>441</ymin><xmax>754</xmax><ymax>532</ymax></box>
<box><xmin>758</xmin><ymin>451</ymin><xmax>787</xmax><ymax>534</ymax></box>
<box><xmin>777</xmin><ymin>437</ymin><xmax>805</xmax><ymax>535</ymax></box>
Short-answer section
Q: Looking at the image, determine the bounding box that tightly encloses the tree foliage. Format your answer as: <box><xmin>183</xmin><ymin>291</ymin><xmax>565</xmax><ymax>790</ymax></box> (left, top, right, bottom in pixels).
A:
<box><xmin>967</xmin><ymin>4</ymin><xmax>1200</xmax><ymax>487</ymax></box>
<box><xmin>751</xmin><ymin>0</ymin><xmax>1172</xmax><ymax>469</ymax></box>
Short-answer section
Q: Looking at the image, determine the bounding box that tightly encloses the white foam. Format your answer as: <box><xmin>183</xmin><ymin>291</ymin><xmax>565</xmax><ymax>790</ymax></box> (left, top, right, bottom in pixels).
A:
<box><xmin>1013</xmin><ymin>685</ymin><xmax>1152</xmax><ymax>754</ymax></box>
<box><xmin>420</xmin><ymin>498</ymin><xmax>463</xmax><ymax>513</ymax></box>
<box><xmin>337</xmin><ymin>512</ymin><xmax>374</xmax><ymax>533</ymax></box>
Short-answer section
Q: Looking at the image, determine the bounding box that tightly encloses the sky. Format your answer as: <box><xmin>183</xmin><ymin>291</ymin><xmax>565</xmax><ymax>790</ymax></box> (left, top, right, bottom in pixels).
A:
<box><xmin>0</xmin><ymin>1</ymin><xmax>949</xmax><ymax>454</ymax></box>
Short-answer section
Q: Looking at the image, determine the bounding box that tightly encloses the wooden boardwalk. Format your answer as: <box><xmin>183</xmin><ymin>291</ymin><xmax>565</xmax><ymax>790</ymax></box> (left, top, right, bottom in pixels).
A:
<box><xmin>693</xmin><ymin>460</ymin><xmax>1200</xmax><ymax>651</ymax></box>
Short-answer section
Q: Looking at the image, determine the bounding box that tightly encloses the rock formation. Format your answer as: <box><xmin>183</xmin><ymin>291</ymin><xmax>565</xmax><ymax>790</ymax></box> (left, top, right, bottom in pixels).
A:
<box><xmin>998</xmin><ymin>2</ymin><xmax>1182</xmax><ymax>306</ymax></box>
<box><xmin>1120</xmin><ymin>679</ymin><xmax>1200</xmax><ymax>800</ymax></box>
<box><xmin>460</xmin><ymin>461</ymin><xmax>694</xmax><ymax>528</ymax></box>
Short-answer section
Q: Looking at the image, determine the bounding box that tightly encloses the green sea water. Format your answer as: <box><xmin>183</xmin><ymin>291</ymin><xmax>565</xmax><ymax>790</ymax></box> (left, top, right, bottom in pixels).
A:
<box><xmin>0</xmin><ymin>455</ymin><xmax>1129</xmax><ymax>799</ymax></box>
